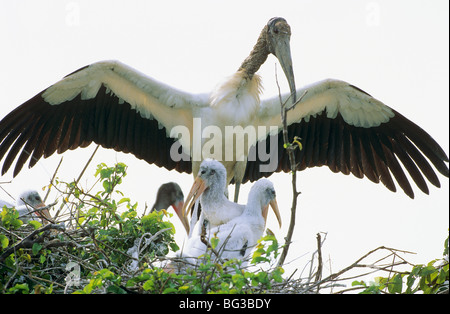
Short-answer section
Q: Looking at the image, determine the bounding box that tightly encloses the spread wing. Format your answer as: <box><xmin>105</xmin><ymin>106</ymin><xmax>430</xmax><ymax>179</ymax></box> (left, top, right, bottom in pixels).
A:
<box><xmin>247</xmin><ymin>79</ymin><xmax>449</xmax><ymax>198</ymax></box>
<box><xmin>0</xmin><ymin>60</ymin><xmax>210</xmax><ymax>176</ymax></box>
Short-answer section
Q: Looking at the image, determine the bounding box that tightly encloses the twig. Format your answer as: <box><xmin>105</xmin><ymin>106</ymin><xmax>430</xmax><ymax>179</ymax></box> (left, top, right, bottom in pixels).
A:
<box><xmin>314</xmin><ymin>233</ymin><xmax>323</xmax><ymax>287</ymax></box>
<box><xmin>44</xmin><ymin>156</ymin><xmax>64</xmax><ymax>203</ymax></box>
<box><xmin>18</xmin><ymin>201</ymin><xmax>57</xmax><ymax>224</ymax></box>
<box><xmin>0</xmin><ymin>184</ymin><xmax>15</xmax><ymax>203</ymax></box>
<box><xmin>137</xmin><ymin>228</ymin><xmax>173</xmax><ymax>262</ymax></box>
<box><xmin>76</xmin><ymin>145</ymin><xmax>100</xmax><ymax>185</ymax></box>
<box><xmin>302</xmin><ymin>246</ymin><xmax>415</xmax><ymax>293</ymax></box>
<box><xmin>0</xmin><ymin>224</ymin><xmax>65</xmax><ymax>263</ymax></box>
<box><xmin>274</xmin><ymin>65</ymin><xmax>307</xmax><ymax>268</ymax></box>
<box><xmin>199</xmin><ymin>224</ymin><xmax>233</xmax><ymax>264</ymax></box>
<box><xmin>303</xmin><ymin>232</ymin><xmax>328</xmax><ymax>286</ymax></box>
<box><xmin>54</xmin><ymin>145</ymin><xmax>100</xmax><ymax>223</ymax></box>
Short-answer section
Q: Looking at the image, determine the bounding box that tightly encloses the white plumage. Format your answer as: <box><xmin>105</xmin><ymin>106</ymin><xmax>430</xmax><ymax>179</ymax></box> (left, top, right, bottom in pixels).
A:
<box><xmin>182</xmin><ymin>159</ymin><xmax>244</xmax><ymax>231</ymax></box>
<box><xmin>181</xmin><ymin>177</ymin><xmax>281</xmax><ymax>266</ymax></box>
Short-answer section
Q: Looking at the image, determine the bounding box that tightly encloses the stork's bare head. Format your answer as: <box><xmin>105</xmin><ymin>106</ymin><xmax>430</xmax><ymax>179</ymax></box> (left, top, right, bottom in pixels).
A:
<box><xmin>266</xmin><ymin>17</ymin><xmax>297</xmax><ymax>103</ymax></box>
<box><xmin>238</xmin><ymin>17</ymin><xmax>296</xmax><ymax>103</ymax></box>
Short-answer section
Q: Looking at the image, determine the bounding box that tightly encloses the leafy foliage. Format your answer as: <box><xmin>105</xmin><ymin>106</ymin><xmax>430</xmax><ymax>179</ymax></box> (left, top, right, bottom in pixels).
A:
<box><xmin>0</xmin><ymin>162</ymin><xmax>285</xmax><ymax>294</ymax></box>
<box><xmin>1</xmin><ymin>161</ymin><xmax>447</xmax><ymax>294</ymax></box>
<box><xmin>352</xmin><ymin>233</ymin><xmax>449</xmax><ymax>294</ymax></box>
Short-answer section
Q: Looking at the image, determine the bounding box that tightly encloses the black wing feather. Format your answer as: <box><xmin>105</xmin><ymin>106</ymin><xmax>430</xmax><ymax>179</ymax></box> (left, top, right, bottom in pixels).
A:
<box><xmin>0</xmin><ymin>85</ymin><xmax>191</xmax><ymax>177</ymax></box>
<box><xmin>243</xmin><ymin>109</ymin><xmax>448</xmax><ymax>199</ymax></box>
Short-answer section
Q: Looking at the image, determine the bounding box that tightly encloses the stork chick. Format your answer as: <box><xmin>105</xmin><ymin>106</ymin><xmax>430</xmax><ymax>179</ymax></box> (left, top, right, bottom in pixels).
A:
<box><xmin>151</xmin><ymin>182</ymin><xmax>188</xmax><ymax>232</ymax></box>
<box><xmin>0</xmin><ymin>190</ymin><xmax>51</xmax><ymax>224</ymax></box>
<box><xmin>182</xmin><ymin>159</ymin><xmax>243</xmax><ymax>231</ymax></box>
<box><xmin>181</xmin><ymin>178</ymin><xmax>281</xmax><ymax>266</ymax></box>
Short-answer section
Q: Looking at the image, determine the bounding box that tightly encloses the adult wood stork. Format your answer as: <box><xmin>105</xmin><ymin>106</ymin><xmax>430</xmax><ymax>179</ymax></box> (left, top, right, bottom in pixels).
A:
<box><xmin>0</xmin><ymin>17</ymin><xmax>295</xmax><ymax>203</ymax></box>
<box><xmin>0</xmin><ymin>17</ymin><xmax>448</xmax><ymax>203</ymax></box>
<box><xmin>0</xmin><ymin>190</ymin><xmax>51</xmax><ymax>223</ymax></box>
<box><xmin>150</xmin><ymin>182</ymin><xmax>188</xmax><ymax>232</ymax></box>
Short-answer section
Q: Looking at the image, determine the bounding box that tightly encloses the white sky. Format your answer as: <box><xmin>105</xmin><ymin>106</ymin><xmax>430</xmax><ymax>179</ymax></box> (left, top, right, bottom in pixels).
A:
<box><xmin>1</xmin><ymin>0</ymin><xmax>448</xmax><ymax>284</ymax></box>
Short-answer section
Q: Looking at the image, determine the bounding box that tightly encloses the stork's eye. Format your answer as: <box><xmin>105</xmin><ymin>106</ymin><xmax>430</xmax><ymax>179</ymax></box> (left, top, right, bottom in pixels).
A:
<box><xmin>210</xmin><ymin>169</ymin><xmax>216</xmax><ymax>175</ymax></box>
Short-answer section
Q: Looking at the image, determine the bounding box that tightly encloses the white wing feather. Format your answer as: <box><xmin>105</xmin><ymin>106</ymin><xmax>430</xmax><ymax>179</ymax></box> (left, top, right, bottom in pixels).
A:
<box><xmin>42</xmin><ymin>60</ymin><xmax>210</xmax><ymax>137</ymax></box>
<box><xmin>256</xmin><ymin>79</ymin><xmax>394</xmax><ymax>132</ymax></box>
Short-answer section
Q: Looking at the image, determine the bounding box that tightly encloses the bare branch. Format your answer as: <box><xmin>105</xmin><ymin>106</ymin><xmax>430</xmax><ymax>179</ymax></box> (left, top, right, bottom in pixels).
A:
<box><xmin>0</xmin><ymin>224</ymin><xmax>65</xmax><ymax>263</ymax></box>
<box><xmin>274</xmin><ymin>64</ymin><xmax>303</xmax><ymax>267</ymax></box>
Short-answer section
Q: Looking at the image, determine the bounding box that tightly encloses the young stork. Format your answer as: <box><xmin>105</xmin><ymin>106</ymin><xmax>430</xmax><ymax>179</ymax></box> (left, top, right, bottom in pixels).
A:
<box><xmin>182</xmin><ymin>178</ymin><xmax>281</xmax><ymax>265</ymax></box>
<box><xmin>182</xmin><ymin>159</ymin><xmax>243</xmax><ymax>231</ymax></box>
<box><xmin>0</xmin><ymin>17</ymin><xmax>448</xmax><ymax>203</ymax></box>
<box><xmin>0</xmin><ymin>190</ymin><xmax>51</xmax><ymax>224</ymax></box>
<box><xmin>150</xmin><ymin>182</ymin><xmax>188</xmax><ymax>233</ymax></box>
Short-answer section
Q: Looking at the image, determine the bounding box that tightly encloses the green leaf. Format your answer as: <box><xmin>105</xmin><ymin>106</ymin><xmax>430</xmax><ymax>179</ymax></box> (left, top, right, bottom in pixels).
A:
<box><xmin>352</xmin><ymin>280</ymin><xmax>366</xmax><ymax>287</ymax></box>
<box><xmin>266</xmin><ymin>240</ymin><xmax>279</xmax><ymax>256</ymax></box>
<box><xmin>178</xmin><ymin>285</ymin><xmax>191</xmax><ymax>292</ymax></box>
<box><xmin>118</xmin><ymin>197</ymin><xmax>131</xmax><ymax>205</ymax></box>
<box><xmin>32</xmin><ymin>243</ymin><xmax>43</xmax><ymax>256</ymax></box>
<box><xmin>388</xmin><ymin>274</ymin><xmax>403</xmax><ymax>294</ymax></box>
<box><xmin>103</xmin><ymin>180</ymin><xmax>112</xmax><ymax>193</ymax></box>
<box><xmin>106</xmin><ymin>285</ymin><xmax>126</xmax><ymax>294</ymax></box>
<box><xmin>271</xmin><ymin>267</ymin><xmax>284</xmax><ymax>283</ymax></box>
<box><xmin>420</xmin><ymin>265</ymin><xmax>437</xmax><ymax>277</ymax></box>
<box><xmin>443</xmin><ymin>234</ymin><xmax>449</xmax><ymax>256</ymax></box>
<box><xmin>8</xmin><ymin>283</ymin><xmax>30</xmax><ymax>294</ymax></box>
<box><xmin>28</xmin><ymin>220</ymin><xmax>42</xmax><ymax>230</ymax></box>
<box><xmin>232</xmin><ymin>273</ymin><xmax>247</xmax><ymax>289</ymax></box>
<box><xmin>163</xmin><ymin>287</ymin><xmax>178</xmax><ymax>294</ymax></box>
<box><xmin>170</xmin><ymin>242</ymin><xmax>180</xmax><ymax>252</ymax></box>
<box><xmin>0</xmin><ymin>234</ymin><xmax>9</xmax><ymax>249</ymax></box>
<box><xmin>436</xmin><ymin>268</ymin><xmax>447</xmax><ymax>284</ymax></box>
<box><xmin>210</xmin><ymin>237</ymin><xmax>219</xmax><ymax>250</ymax></box>
<box><xmin>1</xmin><ymin>207</ymin><xmax>23</xmax><ymax>229</ymax></box>
<box><xmin>143</xmin><ymin>280</ymin><xmax>154</xmax><ymax>291</ymax></box>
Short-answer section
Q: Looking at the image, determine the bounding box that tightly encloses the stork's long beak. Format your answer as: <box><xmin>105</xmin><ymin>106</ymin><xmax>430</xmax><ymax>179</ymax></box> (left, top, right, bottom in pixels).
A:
<box><xmin>172</xmin><ymin>199</ymin><xmax>189</xmax><ymax>234</ymax></box>
<box><xmin>181</xmin><ymin>176</ymin><xmax>208</xmax><ymax>234</ymax></box>
<box><xmin>262</xmin><ymin>198</ymin><xmax>282</xmax><ymax>228</ymax></box>
<box><xmin>34</xmin><ymin>202</ymin><xmax>52</xmax><ymax>225</ymax></box>
<box><xmin>273</xmin><ymin>35</ymin><xmax>297</xmax><ymax>104</ymax></box>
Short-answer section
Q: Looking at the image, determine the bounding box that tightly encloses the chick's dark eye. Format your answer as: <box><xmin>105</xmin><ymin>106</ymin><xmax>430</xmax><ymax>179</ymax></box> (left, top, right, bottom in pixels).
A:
<box><xmin>273</xmin><ymin>28</ymin><xmax>279</xmax><ymax>34</ymax></box>
<box><xmin>210</xmin><ymin>169</ymin><xmax>216</xmax><ymax>175</ymax></box>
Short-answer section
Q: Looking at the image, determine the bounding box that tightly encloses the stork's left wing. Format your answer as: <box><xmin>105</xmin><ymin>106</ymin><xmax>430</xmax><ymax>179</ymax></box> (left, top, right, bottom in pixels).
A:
<box><xmin>0</xmin><ymin>60</ymin><xmax>209</xmax><ymax>177</ymax></box>
<box><xmin>248</xmin><ymin>79</ymin><xmax>449</xmax><ymax>198</ymax></box>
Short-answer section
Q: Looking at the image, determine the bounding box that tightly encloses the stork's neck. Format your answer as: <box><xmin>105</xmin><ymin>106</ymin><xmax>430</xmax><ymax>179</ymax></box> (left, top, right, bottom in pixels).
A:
<box><xmin>238</xmin><ymin>26</ymin><xmax>269</xmax><ymax>78</ymax></box>
<box><xmin>201</xmin><ymin>184</ymin><xmax>227</xmax><ymax>205</ymax></box>
<box><xmin>245</xmin><ymin>189</ymin><xmax>264</xmax><ymax>217</ymax></box>
<box><xmin>200</xmin><ymin>184</ymin><xmax>232</xmax><ymax>225</ymax></box>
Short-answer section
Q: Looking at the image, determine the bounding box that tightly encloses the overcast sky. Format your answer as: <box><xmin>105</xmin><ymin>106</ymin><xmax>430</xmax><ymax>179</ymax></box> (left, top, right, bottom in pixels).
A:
<box><xmin>1</xmin><ymin>0</ymin><xmax>448</xmax><ymax>283</ymax></box>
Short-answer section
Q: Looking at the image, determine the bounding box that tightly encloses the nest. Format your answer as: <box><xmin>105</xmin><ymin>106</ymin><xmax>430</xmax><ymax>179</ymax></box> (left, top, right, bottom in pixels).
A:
<box><xmin>1</xmin><ymin>159</ymin><xmax>447</xmax><ymax>294</ymax></box>
<box><xmin>0</xmin><ymin>211</ymin><xmax>420</xmax><ymax>294</ymax></box>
